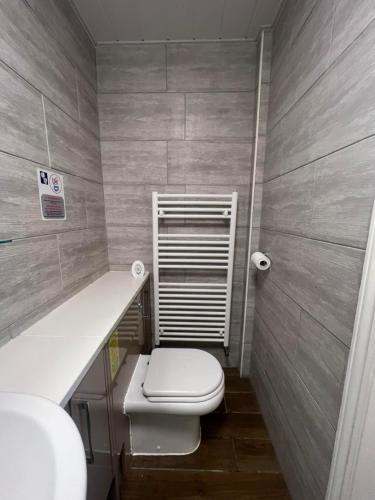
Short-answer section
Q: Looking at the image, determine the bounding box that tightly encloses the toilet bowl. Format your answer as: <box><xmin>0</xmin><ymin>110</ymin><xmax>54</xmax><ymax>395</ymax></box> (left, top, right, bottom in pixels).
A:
<box><xmin>124</xmin><ymin>348</ymin><xmax>224</xmax><ymax>455</ymax></box>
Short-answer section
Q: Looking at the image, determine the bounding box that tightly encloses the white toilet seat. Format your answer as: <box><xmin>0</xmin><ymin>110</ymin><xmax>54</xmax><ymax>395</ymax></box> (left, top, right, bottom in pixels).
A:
<box><xmin>124</xmin><ymin>351</ymin><xmax>225</xmax><ymax>416</ymax></box>
<box><xmin>147</xmin><ymin>375</ymin><xmax>224</xmax><ymax>403</ymax></box>
<box><xmin>143</xmin><ymin>348</ymin><xmax>224</xmax><ymax>399</ymax></box>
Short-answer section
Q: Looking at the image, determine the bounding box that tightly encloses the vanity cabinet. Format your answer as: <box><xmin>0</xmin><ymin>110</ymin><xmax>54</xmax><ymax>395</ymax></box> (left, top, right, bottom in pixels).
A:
<box><xmin>66</xmin><ymin>277</ymin><xmax>151</xmax><ymax>500</ymax></box>
<box><xmin>107</xmin><ymin>279</ymin><xmax>151</xmax><ymax>494</ymax></box>
<box><xmin>67</xmin><ymin>349</ymin><xmax>113</xmax><ymax>500</ymax></box>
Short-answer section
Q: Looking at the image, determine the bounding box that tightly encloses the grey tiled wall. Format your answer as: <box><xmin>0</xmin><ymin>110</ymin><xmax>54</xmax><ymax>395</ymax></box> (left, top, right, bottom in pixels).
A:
<box><xmin>98</xmin><ymin>41</ymin><xmax>257</xmax><ymax>365</ymax></box>
<box><xmin>0</xmin><ymin>0</ymin><xmax>108</xmax><ymax>344</ymax></box>
<box><xmin>250</xmin><ymin>1</ymin><xmax>375</xmax><ymax>499</ymax></box>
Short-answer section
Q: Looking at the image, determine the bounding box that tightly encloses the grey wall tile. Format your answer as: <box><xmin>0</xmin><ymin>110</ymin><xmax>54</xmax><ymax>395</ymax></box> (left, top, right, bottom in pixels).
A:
<box><xmin>310</xmin><ymin>137</ymin><xmax>375</xmax><ymax>249</ymax></box>
<box><xmin>231</xmin><ymin>265</ymin><xmax>247</xmax><ymax>306</ymax></box>
<box><xmin>0</xmin><ymin>62</ymin><xmax>48</xmax><ymax>165</ymax></box>
<box><xmin>85</xmin><ymin>180</ymin><xmax>106</xmax><ymax>229</ymax></box>
<box><xmin>258</xmin><ymin>83</ymin><xmax>270</xmax><ymax>137</ymax></box>
<box><xmin>0</xmin><ymin>236</ymin><xmax>62</xmax><ymax>332</ymax></box>
<box><xmin>256</xmin><ymin>276</ymin><xmax>348</xmax><ymax>428</ymax></box>
<box><xmin>266</xmin><ymin>19</ymin><xmax>375</xmax><ymax>179</ymax></box>
<box><xmin>298</xmin><ymin>311</ymin><xmax>348</xmax><ymax>427</ymax></box>
<box><xmin>101</xmin><ymin>141</ymin><xmax>167</xmax><ymax>184</ymax></box>
<box><xmin>58</xmin><ymin>227</ymin><xmax>108</xmax><ymax>289</ymax></box>
<box><xmin>261</xmin><ymin>31</ymin><xmax>272</xmax><ymax>84</ymax></box>
<box><xmin>255</xmin><ymin>276</ymin><xmax>301</xmax><ymax>355</ymax></box>
<box><xmin>0</xmin><ymin>0</ymin><xmax>78</xmax><ymax>119</ymax></box>
<box><xmin>248</xmin><ymin>227</ymin><xmax>260</xmax><ymax>270</ymax></box>
<box><xmin>25</xmin><ymin>0</ymin><xmax>96</xmax><ymax>86</ymax></box>
<box><xmin>261</xmin><ymin>166</ymin><xmax>315</xmax><ymax>234</ymax></box>
<box><xmin>0</xmin><ymin>153</ymin><xmax>87</xmax><ymax>240</ymax></box>
<box><xmin>242</xmin><ymin>298</ymin><xmax>255</xmax><ymax>349</ymax></box>
<box><xmin>99</xmin><ymin>93</ymin><xmax>185</xmax><ymax>140</ymax></box>
<box><xmin>103</xmin><ymin>184</ymin><xmax>184</xmax><ymax>227</ymax></box>
<box><xmin>233</xmin><ymin>226</ymin><xmax>248</xmax><ymax>270</ymax></box>
<box><xmin>330</xmin><ymin>0</ymin><xmax>375</xmax><ymax>63</ymax></box>
<box><xmin>260</xmin><ymin>230</ymin><xmax>364</xmax><ymax>346</ymax></box>
<box><xmin>263</xmin><ymin>136</ymin><xmax>375</xmax><ymax>248</ymax></box>
<box><xmin>77</xmin><ymin>70</ymin><xmax>100</xmax><ymax>137</ymax></box>
<box><xmin>268</xmin><ymin>0</ymin><xmax>334</xmax><ymax>130</ymax></box>
<box><xmin>168</xmin><ymin>141</ymin><xmax>252</xmax><ymax>185</ymax></box>
<box><xmin>271</xmin><ymin>0</ymin><xmax>319</xmax><ymax>81</ymax></box>
<box><xmin>251</xmin><ymin>358</ymin><xmax>322</xmax><ymax>500</ymax></box>
<box><xmin>45</xmin><ymin>100</ymin><xmax>102</xmax><ymax>183</ymax></box>
<box><xmin>251</xmin><ymin>183</ymin><xmax>263</xmax><ymax>229</ymax></box>
<box><xmin>0</xmin><ymin>333</ymin><xmax>11</xmax><ymax>347</ymax></box>
<box><xmin>107</xmin><ymin>225</ymin><xmax>153</xmax><ymax>267</ymax></box>
<box><xmin>97</xmin><ymin>44</ymin><xmax>166</xmax><ymax>92</ymax></box>
<box><xmin>186</xmin><ymin>92</ymin><xmax>255</xmax><ymax>141</ymax></box>
<box><xmin>2</xmin><ymin>265</ymin><xmax>107</xmax><ymax>342</ymax></box>
<box><xmin>255</xmin><ymin>136</ymin><xmax>266</xmax><ymax>184</ymax></box>
<box><xmin>0</xmin><ymin>0</ymin><xmax>107</xmax><ymax>341</ymax></box>
<box><xmin>167</xmin><ymin>42</ymin><xmax>257</xmax><ymax>91</ymax></box>
<box><xmin>253</xmin><ymin>314</ymin><xmax>335</xmax><ymax>496</ymax></box>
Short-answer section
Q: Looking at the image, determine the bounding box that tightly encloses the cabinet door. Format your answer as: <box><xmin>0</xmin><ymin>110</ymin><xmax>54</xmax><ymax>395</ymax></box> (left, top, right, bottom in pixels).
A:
<box><xmin>107</xmin><ymin>289</ymin><xmax>149</xmax><ymax>477</ymax></box>
<box><xmin>68</xmin><ymin>350</ymin><xmax>113</xmax><ymax>500</ymax></box>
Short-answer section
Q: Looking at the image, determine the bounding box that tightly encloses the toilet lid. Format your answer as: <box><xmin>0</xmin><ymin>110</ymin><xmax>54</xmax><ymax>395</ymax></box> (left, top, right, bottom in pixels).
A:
<box><xmin>143</xmin><ymin>348</ymin><xmax>223</xmax><ymax>399</ymax></box>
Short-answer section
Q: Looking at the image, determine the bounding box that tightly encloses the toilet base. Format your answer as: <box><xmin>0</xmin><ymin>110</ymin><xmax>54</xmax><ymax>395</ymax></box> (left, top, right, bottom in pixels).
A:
<box><xmin>129</xmin><ymin>413</ymin><xmax>201</xmax><ymax>455</ymax></box>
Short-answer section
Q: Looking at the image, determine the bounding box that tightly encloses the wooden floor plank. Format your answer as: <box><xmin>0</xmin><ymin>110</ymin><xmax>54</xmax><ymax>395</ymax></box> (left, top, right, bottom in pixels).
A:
<box><xmin>226</xmin><ymin>392</ymin><xmax>260</xmax><ymax>414</ymax></box>
<box><xmin>201</xmin><ymin>413</ymin><xmax>269</xmax><ymax>440</ymax></box>
<box><xmin>122</xmin><ymin>470</ymin><xmax>291</xmax><ymax>500</ymax></box>
<box><xmin>234</xmin><ymin>438</ymin><xmax>282</xmax><ymax>474</ymax></box>
<box><xmin>223</xmin><ymin>367</ymin><xmax>239</xmax><ymax>377</ymax></box>
<box><xmin>225</xmin><ymin>375</ymin><xmax>253</xmax><ymax>394</ymax></box>
<box><xmin>213</xmin><ymin>398</ymin><xmax>227</xmax><ymax>414</ymax></box>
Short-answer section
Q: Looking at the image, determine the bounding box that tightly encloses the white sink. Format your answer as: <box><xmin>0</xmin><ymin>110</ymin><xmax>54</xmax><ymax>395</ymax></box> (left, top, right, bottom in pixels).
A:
<box><xmin>0</xmin><ymin>392</ymin><xmax>87</xmax><ymax>500</ymax></box>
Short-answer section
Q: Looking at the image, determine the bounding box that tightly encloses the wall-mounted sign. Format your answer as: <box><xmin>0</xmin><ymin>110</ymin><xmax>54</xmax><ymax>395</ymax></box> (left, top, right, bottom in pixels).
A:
<box><xmin>37</xmin><ymin>168</ymin><xmax>66</xmax><ymax>220</ymax></box>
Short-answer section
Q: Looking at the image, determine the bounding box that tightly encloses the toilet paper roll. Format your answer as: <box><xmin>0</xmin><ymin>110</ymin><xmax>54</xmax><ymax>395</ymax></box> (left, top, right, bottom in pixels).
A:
<box><xmin>251</xmin><ymin>252</ymin><xmax>271</xmax><ymax>271</ymax></box>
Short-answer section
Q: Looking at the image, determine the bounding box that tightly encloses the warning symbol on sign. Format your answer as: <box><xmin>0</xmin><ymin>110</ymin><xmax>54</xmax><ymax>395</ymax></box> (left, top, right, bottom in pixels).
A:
<box><xmin>49</xmin><ymin>174</ymin><xmax>63</xmax><ymax>194</ymax></box>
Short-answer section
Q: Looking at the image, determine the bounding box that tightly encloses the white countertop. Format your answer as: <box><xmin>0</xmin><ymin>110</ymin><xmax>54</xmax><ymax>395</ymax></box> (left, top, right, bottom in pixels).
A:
<box><xmin>0</xmin><ymin>271</ymin><xmax>149</xmax><ymax>407</ymax></box>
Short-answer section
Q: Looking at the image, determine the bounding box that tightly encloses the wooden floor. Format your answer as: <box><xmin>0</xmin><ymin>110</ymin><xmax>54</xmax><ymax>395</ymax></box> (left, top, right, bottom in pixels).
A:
<box><xmin>121</xmin><ymin>368</ymin><xmax>291</xmax><ymax>499</ymax></box>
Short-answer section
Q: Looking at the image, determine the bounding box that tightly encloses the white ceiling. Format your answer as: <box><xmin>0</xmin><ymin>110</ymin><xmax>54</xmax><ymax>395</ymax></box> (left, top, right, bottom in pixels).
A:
<box><xmin>72</xmin><ymin>0</ymin><xmax>282</xmax><ymax>44</ymax></box>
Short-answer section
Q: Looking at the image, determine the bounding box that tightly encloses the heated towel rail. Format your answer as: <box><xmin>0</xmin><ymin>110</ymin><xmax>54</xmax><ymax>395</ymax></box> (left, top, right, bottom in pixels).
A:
<box><xmin>152</xmin><ymin>192</ymin><xmax>238</xmax><ymax>353</ymax></box>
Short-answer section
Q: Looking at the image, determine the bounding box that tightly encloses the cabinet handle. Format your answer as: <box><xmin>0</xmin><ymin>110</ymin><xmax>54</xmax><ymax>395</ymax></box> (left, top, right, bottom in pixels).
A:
<box><xmin>77</xmin><ymin>401</ymin><xmax>94</xmax><ymax>464</ymax></box>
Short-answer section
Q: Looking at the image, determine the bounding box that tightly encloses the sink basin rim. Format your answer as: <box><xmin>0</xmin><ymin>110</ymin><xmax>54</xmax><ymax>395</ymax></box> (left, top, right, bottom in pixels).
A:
<box><xmin>0</xmin><ymin>391</ymin><xmax>87</xmax><ymax>500</ymax></box>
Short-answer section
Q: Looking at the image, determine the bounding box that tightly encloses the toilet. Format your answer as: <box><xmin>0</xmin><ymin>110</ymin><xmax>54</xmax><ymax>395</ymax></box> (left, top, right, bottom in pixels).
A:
<box><xmin>124</xmin><ymin>348</ymin><xmax>224</xmax><ymax>455</ymax></box>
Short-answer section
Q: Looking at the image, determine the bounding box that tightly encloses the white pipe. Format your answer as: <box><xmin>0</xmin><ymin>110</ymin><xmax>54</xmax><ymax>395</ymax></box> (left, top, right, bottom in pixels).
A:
<box><xmin>240</xmin><ymin>30</ymin><xmax>265</xmax><ymax>377</ymax></box>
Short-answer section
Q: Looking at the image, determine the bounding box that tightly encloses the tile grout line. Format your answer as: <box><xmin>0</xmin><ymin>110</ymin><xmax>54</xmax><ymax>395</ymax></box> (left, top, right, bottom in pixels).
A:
<box><xmin>41</xmin><ymin>95</ymin><xmax>51</xmax><ymax>167</ymax></box>
<box><xmin>260</xmin><ymin>226</ymin><xmax>366</xmax><ymax>252</ymax></box>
